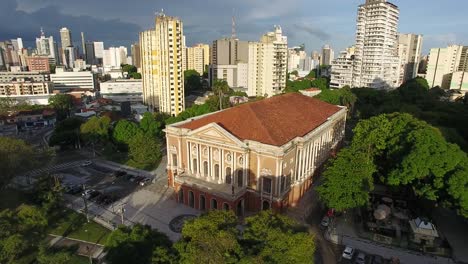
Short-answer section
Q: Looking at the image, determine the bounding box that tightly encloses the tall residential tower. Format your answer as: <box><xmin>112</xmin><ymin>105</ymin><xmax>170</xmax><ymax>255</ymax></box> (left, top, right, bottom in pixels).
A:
<box><xmin>140</xmin><ymin>12</ymin><xmax>185</xmax><ymax>116</ymax></box>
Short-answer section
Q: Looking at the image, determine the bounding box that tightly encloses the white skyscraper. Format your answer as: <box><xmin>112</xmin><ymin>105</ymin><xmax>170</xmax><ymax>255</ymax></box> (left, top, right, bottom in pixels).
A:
<box><xmin>94</xmin><ymin>42</ymin><xmax>104</xmax><ymax>59</ymax></box>
<box><xmin>426</xmin><ymin>45</ymin><xmax>468</xmax><ymax>89</ymax></box>
<box><xmin>60</xmin><ymin>27</ymin><xmax>73</xmax><ymax>48</ymax></box>
<box><xmin>35</xmin><ymin>29</ymin><xmax>58</xmax><ymax>64</ymax></box>
<box><xmin>321</xmin><ymin>45</ymin><xmax>335</xmax><ymax>66</ymax></box>
<box><xmin>331</xmin><ymin>0</ymin><xmax>400</xmax><ymax>89</ymax></box>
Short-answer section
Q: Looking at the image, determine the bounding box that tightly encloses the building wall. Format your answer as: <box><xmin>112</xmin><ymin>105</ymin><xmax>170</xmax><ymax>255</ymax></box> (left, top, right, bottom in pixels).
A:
<box><xmin>426</xmin><ymin>45</ymin><xmax>468</xmax><ymax>89</ymax></box>
<box><xmin>330</xmin><ymin>47</ymin><xmax>356</xmax><ymax>89</ymax></box>
<box><xmin>50</xmin><ymin>71</ymin><xmax>96</xmax><ymax>90</ymax></box>
<box><xmin>140</xmin><ymin>30</ymin><xmax>158</xmax><ymax>109</ymax></box>
<box><xmin>398</xmin><ymin>34</ymin><xmax>423</xmax><ymax>85</ymax></box>
<box><xmin>185</xmin><ymin>44</ymin><xmax>209</xmax><ymax>75</ymax></box>
<box><xmin>450</xmin><ymin>71</ymin><xmax>468</xmax><ymax>91</ymax></box>
<box><xmin>0</xmin><ymin>72</ymin><xmax>50</xmax><ymax>83</ymax></box>
<box><xmin>165</xmin><ymin>107</ymin><xmax>347</xmax><ymax>213</ymax></box>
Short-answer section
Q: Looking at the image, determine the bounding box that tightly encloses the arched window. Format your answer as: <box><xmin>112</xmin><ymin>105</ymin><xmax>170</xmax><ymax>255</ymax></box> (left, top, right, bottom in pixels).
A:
<box><xmin>223</xmin><ymin>203</ymin><xmax>229</xmax><ymax>210</ymax></box>
<box><xmin>211</xmin><ymin>199</ymin><xmax>218</xmax><ymax>210</ymax></box>
<box><xmin>237</xmin><ymin>170</ymin><xmax>243</xmax><ymax>187</ymax></box>
<box><xmin>225</xmin><ymin>167</ymin><xmax>232</xmax><ymax>184</ymax></box>
<box><xmin>262</xmin><ymin>200</ymin><xmax>270</xmax><ymax>210</ymax></box>
<box><xmin>188</xmin><ymin>191</ymin><xmax>194</xmax><ymax>208</ymax></box>
<box><xmin>200</xmin><ymin>195</ymin><xmax>206</xmax><ymax>210</ymax></box>
<box><xmin>192</xmin><ymin>159</ymin><xmax>197</xmax><ymax>174</ymax></box>
<box><xmin>178</xmin><ymin>190</ymin><xmax>184</xmax><ymax>204</ymax></box>
<box><xmin>203</xmin><ymin>161</ymin><xmax>208</xmax><ymax>177</ymax></box>
<box><xmin>172</xmin><ymin>154</ymin><xmax>177</xmax><ymax>167</ymax></box>
<box><xmin>214</xmin><ymin>164</ymin><xmax>220</xmax><ymax>180</ymax></box>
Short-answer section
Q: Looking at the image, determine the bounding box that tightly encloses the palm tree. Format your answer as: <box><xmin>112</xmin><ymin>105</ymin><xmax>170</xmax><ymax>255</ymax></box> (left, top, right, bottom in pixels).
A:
<box><xmin>212</xmin><ymin>79</ymin><xmax>230</xmax><ymax>110</ymax></box>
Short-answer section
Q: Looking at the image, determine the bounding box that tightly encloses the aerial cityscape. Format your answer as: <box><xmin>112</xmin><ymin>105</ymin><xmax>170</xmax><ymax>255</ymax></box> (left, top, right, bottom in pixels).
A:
<box><xmin>0</xmin><ymin>0</ymin><xmax>467</xmax><ymax>263</ymax></box>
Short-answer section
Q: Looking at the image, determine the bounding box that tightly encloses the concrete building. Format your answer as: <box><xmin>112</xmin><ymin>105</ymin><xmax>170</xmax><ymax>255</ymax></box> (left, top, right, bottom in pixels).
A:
<box><xmin>185</xmin><ymin>44</ymin><xmax>210</xmax><ymax>75</ymax></box>
<box><xmin>0</xmin><ymin>77</ymin><xmax>54</xmax><ymax>105</ymax></box>
<box><xmin>0</xmin><ymin>72</ymin><xmax>50</xmax><ymax>83</ymax></box>
<box><xmin>332</xmin><ymin>0</ymin><xmax>400</xmax><ymax>89</ymax></box>
<box><xmin>131</xmin><ymin>43</ymin><xmax>141</xmax><ymax>68</ymax></box>
<box><xmin>165</xmin><ymin>93</ymin><xmax>347</xmax><ymax>214</ymax></box>
<box><xmin>450</xmin><ymin>71</ymin><xmax>468</xmax><ymax>91</ymax></box>
<box><xmin>321</xmin><ymin>45</ymin><xmax>335</xmax><ymax>66</ymax></box>
<box><xmin>85</xmin><ymin>42</ymin><xmax>96</xmax><ymax>65</ymax></box>
<box><xmin>288</xmin><ymin>46</ymin><xmax>312</xmax><ymax>73</ymax></box>
<box><xmin>50</xmin><ymin>68</ymin><xmax>96</xmax><ymax>91</ymax></box>
<box><xmin>247</xmin><ymin>26</ymin><xmax>288</xmax><ymax>97</ymax></box>
<box><xmin>26</xmin><ymin>56</ymin><xmax>50</xmax><ymax>72</ymax></box>
<box><xmin>140</xmin><ymin>12</ymin><xmax>185</xmax><ymax>116</ymax></box>
<box><xmin>35</xmin><ymin>29</ymin><xmax>58</xmax><ymax>65</ymax></box>
<box><xmin>211</xmin><ymin>64</ymin><xmax>248</xmax><ymax>90</ymax></box>
<box><xmin>63</xmin><ymin>46</ymin><xmax>76</xmax><ymax>69</ymax></box>
<box><xmin>60</xmin><ymin>27</ymin><xmax>73</xmax><ymax>48</ymax></box>
<box><xmin>398</xmin><ymin>34</ymin><xmax>423</xmax><ymax>85</ymax></box>
<box><xmin>330</xmin><ymin>47</ymin><xmax>356</xmax><ymax>89</ymax></box>
<box><xmin>426</xmin><ymin>45</ymin><xmax>468</xmax><ymax>89</ymax></box>
<box><xmin>100</xmin><ymin>79</ymin><xmax>143</xmax><ymax>102</ymax></box>
<box><xmin>212</xmin><ymin>38</ymin><xmax>249</xmax><ymax>66</ymax></box>
<box><xmin>94</xmin><ymin>42</ymin><xmax>104</xmax><ymax>62</ymax></box>
<box><xmin>103</xmin><ymin>46</ymin><xmax>127</xmax><ymax>68</ymax></box>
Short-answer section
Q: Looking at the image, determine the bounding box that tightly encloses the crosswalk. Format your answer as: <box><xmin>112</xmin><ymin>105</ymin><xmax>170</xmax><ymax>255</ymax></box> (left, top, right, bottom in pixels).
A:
<box><xmin>24</xmin><ymin>160</ymin><xmax>85</xmax><ymax>177</ymax></box>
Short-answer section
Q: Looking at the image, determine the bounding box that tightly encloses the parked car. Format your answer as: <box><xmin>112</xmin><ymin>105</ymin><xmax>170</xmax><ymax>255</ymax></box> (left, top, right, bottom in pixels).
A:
<box><xmin>342</xmin><ymin>246</ymin><xmax>355</xmax><ymax>260</ymax></box>
<box><xmin>81</xmin><ymin>160</ymin><xmax>92</xmax><ymax>167</ymax></box>
<box><xmin>355</xmin><ymin>252</ymin><xmax>366</xmax><ymax>264</ymax></box>
<box><xmin>320</xmin><ymin>216</ymin><xmax>331</xmax><ymax>229</ymax></box>
<box><xmin>139</xmin><ymin>178</ymin><xmax>151</xmax><ymax>186</ymax></box>
<box><xmin>131</xmin><ymin>176</ymin><xmax>145</xmax><ymax>183</ymax></box>
<box><xmin>370</xmin><ymin>255</ymin><xmax>384</xmax><ymax>264</ymax></box>
<box><xmin>88</xmin><ymin>190</ymin><xmax>101</xmax><ymax>200</ymax></box>
<box><xmin>68</xmin><ymin>185</ymin><xmax>83</xmax><ymax>195</ymax></box>
<box><xmin>82</xmin><ymin>189</ymin><xmax>95</xmax><ymax>199</ymax></box>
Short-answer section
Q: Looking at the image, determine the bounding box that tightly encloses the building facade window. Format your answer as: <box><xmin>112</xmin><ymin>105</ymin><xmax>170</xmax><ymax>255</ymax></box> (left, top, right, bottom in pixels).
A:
<box><xmin>214</xmin><ymin>164</ymin><xmax>220</xmax><ymax>180</ymax></box>
<box><xmin>211</xmin><ymin>199</ymin><xmax>218</xmax><ymax>210</ymax></box>
<box><xmin>223</xmin><ymin>203</ymin><xmax>230</xmax><ymax>210</ymax></box>
<box><xmin>192</xmin><ymin>159</ymin><xmax>197</xmax><ymax>174</ymax></box>
<box><xmin>225</xmin><ymin>167</ymin><xmax>232</xmax><ymax>184</ymax></box>
<box><xmin>262</xmin><ymin>177</ymin><xmax>272</xmax><ymax>194</ymax></box>
<box><xmin>172</xmin><ymin>154</ymin><xmax>177</xmax><ymax>167</ymax></box>
<box><xmin>178</xmin><ymin>190</ymin><xmax>184</xmax><ymax>204</ymax></box>
<box><xmin>188</xmin><ymin>191</ymin><xmax>194</xmax><ymax>208</ymax></box>
<box><xmin>200</xmin><ymin>195</ymin><xmax>206</xmax><ymax>210</ymax></box>
<box><xmin>237</xmin><ymin>170</ymin><xmax>243</xmax><ymax>187</ymax></box>
<box><xmin>203</xmin><ymin>161</ymin><xmax>208</xmax><ymax>177</ymax></box>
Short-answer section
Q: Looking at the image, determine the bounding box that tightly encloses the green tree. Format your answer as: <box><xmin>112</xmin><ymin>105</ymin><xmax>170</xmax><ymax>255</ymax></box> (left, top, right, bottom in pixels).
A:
<box><xmin>0</xmin><ymin>234</ymin><xmax>28</xmax><ymax>263</ymax></box>
<box><xmin>80</xmin><ymin>116</ymin><xmax>112</xmax><ymax>144</ymax></box>
<box><xmin>127</xmin><ymin>133</ymin><xmax>162</xmax><ymax>170</ymax></box>
<box><xmin>49</xmin><ymin>94</ymin><xmax>74</xmax><ymax>120</ymax></box>
<box><xmin>140</xmin><ymin>112</ymin><xmax>165</xmax><ymax>139</ymax></box>
<box><xmin>17</xmin><ymin>204</ymin><xmax>48</xmax><ymax>232</ymax></box>
<box><xmin>37</xmin><ymin>245</ymin><xmax>72</xmax><ymax>264</ymax></box>
<box><xmin>49</xmin><ymin>117</ymin><xmax>83</xmax><ymax>148</ymax></box>
<box><xmin>112</xmin><ymin>120</ymin><xmax>141</xmax><ymax>145</ymax></box>
<box><xmin>105</xmin><ymin>224</ymin><xmax>173</xmax><ymax>264</ymax></box>
<box><xmin>175</xmin><ymin>210</ymin><xmax>242</xmax><ymax>264</ymax></box>
<box><xmin>184</xmin><ymin>70</ymin><xmax>202</xmax><ymax>91</ymax></box>
<box><xmin>122</xmin><ymin>64</ymin><xmax>137</xmax><ymax>74</ymax></box>
<box><xmin>212</xmin><ymin>79</ymin><xmax>231</xmax><ymax>110</ymax></box>
<box><xmin>243</xmin><ymin>210</ymin><xmax>315</xmax><ymax>263</ymax></box>
<box><xmin>130</xmin><ymin>72</ymin><xmax>142</xmax><ymax>79</ymax></box>
<box><xmin>33</xmin><ymin>175</ymin><xmax>63</xmax><ymax>213</ymax></box>
<box><xmin>0</xmin><ymin>137</ymin><xmax>36</xmax><ymax>188</ymax></box>
<box><xmin>306</xmin><ymin>69</ymin><xmax>316</xmax><ymax>79</ymax></box>
<box><xmin>317</xmin><ymin>149</ymin><xmax>376</xmax><ymax>211</ymax></box>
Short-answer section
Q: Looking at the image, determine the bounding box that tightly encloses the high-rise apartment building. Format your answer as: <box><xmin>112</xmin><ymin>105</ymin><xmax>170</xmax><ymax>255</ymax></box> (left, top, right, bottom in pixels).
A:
<box><xmin>85</xmin><ymin>42</ymin><xmax>96</xmax><ymax>65</ymax></box>
<box><xmin>397</xmin><ymin>34</ymin><xmax>423</xmax><ymax>85</ymax></box>
<box><xmin>140</xmin><ymin>12</ymin><xmax>185</xmax><ymax>116</ymax></box>
<box><xmin>426</xmin><ymin>45</ymin><xmax>468</xmax><ymax>89</ymax></box>
<box><xmin>288</xmin><ymin>46</ymin><xmax>312</xmax><ymax>73</ymax></box>
<box><xmin>26</xmin><ymin>56</ymin><xmax>50</xmax><ymax>72</ymax></box>
<box><xmin>60</xmin><ymin>27</ymin><xmax>73</xmax><ymax>48</ymax></box>
<box><xmin>212</xmin><ymin>38</ymin><xmax>249</xmax><ymax>66</ymax></box>
<box><xmin>94</xmin><ymin>42</ymin><xmax>104</xmax><ymax>61</ymax></box>
<box><xmin>321</xmin><ymin>45</ymin><xmax>334</xmax><ymax>66</ymax></box>
<box><xmin>131</xmin><ymin>43</ymin><xmax>141</xmax><ymax>68</ymax></box>
<box><xmin>103</xmin><ymin>46</ymin><xmax>128</xmax><ymax>68</ymax></box>
<box><xmin>330</xmin><ymin>47</ymin><xmax>356</xmax><ymax>88</ymax></box>
<box><xmin>35</xmin><ymin>29</ymin><xmax>58</xmax><ymax>65</ymax></box>
<box><xmin>332</xmin><ymin>0</ymin><xmax>400</xmax><ymax>89</ymax></box>
<box><xmin>185</xmin><ymin>44</ymin><xmax>210</xmax><ymax>75</ymax></box>
<box><xmin>247</xmin><ymin>26</ymin><xmax>288</xmax><ymax>97</ymax></box>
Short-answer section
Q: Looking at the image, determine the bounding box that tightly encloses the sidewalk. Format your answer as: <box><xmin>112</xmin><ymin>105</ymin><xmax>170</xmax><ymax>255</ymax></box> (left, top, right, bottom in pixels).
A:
<box><xmin>48</xmin><ymin>234</ymin><xmax>105</xmax><ymax>260</ymax></box>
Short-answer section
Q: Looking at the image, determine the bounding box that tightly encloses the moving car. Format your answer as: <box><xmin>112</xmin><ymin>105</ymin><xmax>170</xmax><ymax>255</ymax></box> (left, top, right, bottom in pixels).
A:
<box><xmin>355</xmin><ymin>252</ymin><xmax>366</xmax><ymax>264</ymax></box>
<box><xmin>82</xmin><ymin>189</ymin><xmax>95</xmax><ymax>199</ymax></box>
<box><xmin>139</xmin><ymin>178</ymin><xmax>151</xmax><ymax>186</ymax></box>
<box><xmin>81</xmin><ymin>160</ymin><xmax>92</xmax><ymax>167</ymax></box>
<box><xmin>342</xmin><ymin>246</ymin><xmax>355</xmax><ymax>260</ymax></box>
<box><xmin>320</xmin><ymin>216</ymin><xmax>331</xmax><ymax>229</ymax></box>
<box><xmin>113</xmin><ymin>170</ymin><xmax>127</xmax><ymax>177</ymax></box>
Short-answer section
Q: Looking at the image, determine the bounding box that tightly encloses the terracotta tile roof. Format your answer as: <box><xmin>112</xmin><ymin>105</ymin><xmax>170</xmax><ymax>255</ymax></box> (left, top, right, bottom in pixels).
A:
<box><xmin>177</xmin><ymin>93</ymin><xmax>342</xmax><ymax>146</ymax></box>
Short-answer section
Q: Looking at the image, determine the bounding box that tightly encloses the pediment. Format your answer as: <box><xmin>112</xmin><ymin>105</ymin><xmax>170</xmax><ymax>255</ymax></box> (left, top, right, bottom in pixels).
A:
<box><xmin>188</xmin><ymin>123</ymin><xmax>243</xmax><ymax>146</ymax></box>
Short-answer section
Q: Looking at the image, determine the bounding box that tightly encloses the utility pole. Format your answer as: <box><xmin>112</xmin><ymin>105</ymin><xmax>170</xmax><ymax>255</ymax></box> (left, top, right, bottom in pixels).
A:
<box><xmin>119</xmin><ymin>203</ymin><xmax>127</xmax><ymax>225</ymax></box>
<box><xmin>82</xmin><ymin>184</ymin><xmax>90</xmax><ymax>223</ymax></box>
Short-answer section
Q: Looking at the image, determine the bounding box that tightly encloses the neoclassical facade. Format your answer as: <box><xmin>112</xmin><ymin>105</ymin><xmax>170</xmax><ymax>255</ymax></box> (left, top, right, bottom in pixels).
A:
<box><xmin>165</xmin><ymin>93</ymin><xmax>347</xmax><ymax>215</ymax></box>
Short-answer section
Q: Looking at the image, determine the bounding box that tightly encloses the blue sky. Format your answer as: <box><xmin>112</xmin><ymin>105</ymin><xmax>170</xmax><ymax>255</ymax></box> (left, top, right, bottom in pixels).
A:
<box><xmin>1</xmin><ymin>0</ymin><xmax>467</xmax><ymax>55</ymax></box>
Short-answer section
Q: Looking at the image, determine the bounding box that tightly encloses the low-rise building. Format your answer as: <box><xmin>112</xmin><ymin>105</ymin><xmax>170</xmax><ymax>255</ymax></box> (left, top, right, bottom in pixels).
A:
<box><xmin>100</xmin><ymin>79</ymin><xmax>143</xmax><ymax>102</ymax></box>
<box><xmin>50</xmin><ymin>68</ymin><xmax>96</xmax><ymax>91</ymax></box>
<box><xmin>26</xmin><ymin>56</ymin><xmax>50</xmax><ymax>72</ymax></box>
<box><xmin>0</xmin><ymin>72</ymin><xmax>50</xmax><ymax>83</ymax></box>
<box><xmin>0</xmin><ymin>77</ymin><xmax>54</xmax><ymax>105</ymax></box>
<box><xmin>165</xmin><ymin>93</ymin><xmax>347</xmax><ymax>214</ymax></box>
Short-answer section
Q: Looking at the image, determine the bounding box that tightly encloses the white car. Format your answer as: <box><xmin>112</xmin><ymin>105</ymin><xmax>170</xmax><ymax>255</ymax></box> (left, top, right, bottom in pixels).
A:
<box><xmin>342</xmin><ymin>246</ymin><xmax>355</xmax><ymax>260</ymax></box>
<box><xmin>320</xmin><ymin>216</ymin><xmax>331</xmax><ymax>228</ymax></box>
<box><xmin>82</xmin><ymin>189</ymin><xmax>95</xmax><ymax>199</ymax></box>
<box><xmin>81</xmin><ymin>160</ymin><xmax>92</xmax><ymax>167</ymax></box>
<box><xmin>139</xmin><ymin>178</ymin><xmax>151</xmax><ymax>186</ymax></box>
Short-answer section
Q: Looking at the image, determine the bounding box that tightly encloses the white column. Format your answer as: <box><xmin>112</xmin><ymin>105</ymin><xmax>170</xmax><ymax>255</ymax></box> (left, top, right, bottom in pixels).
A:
<box><xmin>177</xmin><ymin>138</ymin><xmax>182</xmax><ymax>170</ymax></box>
<box><xmin>257</xmin><ymin>155</ymin><xmax>261</xmax><ymax>190</ymax></box>
<box><xmin>245</xmin><ymin>152</ymin><xmax>250</xmax><ymax>187</ymax></box>
<box><xmin>208</xmin><ymin>146</ymin><xmax>212</xmax><ymax>181</ymax></box>
<box><xmin>221</xmin><ymin>149</ymin><xmax>225</xmax><ymax>183</ymax></box>
<box><xmin>218</xmin><ymin>148</ymin><xmax>222</xmax><ymax>184</ymax></box>
<box><xmin>187</xmin><ymin>141</ymin><xmax>191</xmax><ymax>172</ymax></box>
<box><xmin>275</xmin><ymin>159</ymin><xmax>280</xmax><ymax>196</ymax></box>
<box><xmin>197</xmin><ymin>144</ymin><xmax>201</xmax><ymax>178</ymax></box>
<box><xmin>305</xmin><ymin>143</ymin><xmax>310</xmax><ymax>177</ymax></box>
<box><xmin>298</xmin><ymin>148</ymin><xmax>303</xmax><ymax>182</ymax></box>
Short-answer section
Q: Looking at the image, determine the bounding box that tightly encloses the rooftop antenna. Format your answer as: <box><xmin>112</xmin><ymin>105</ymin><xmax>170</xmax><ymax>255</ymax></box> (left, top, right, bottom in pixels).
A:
<box><xmin>231</xmin><ymin>9</ymin><xmax>237</xmax><ymax>39</ymax></box>
<box><xmin>40</xmin><ymin>27</ymin><xmax>45</xmax><ymax>37</ymax></box>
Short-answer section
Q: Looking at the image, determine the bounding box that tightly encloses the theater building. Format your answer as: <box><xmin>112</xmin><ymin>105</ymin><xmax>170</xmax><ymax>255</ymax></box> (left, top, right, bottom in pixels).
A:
<box><xmin>165</xmin><ymin>93</ymin><xmax>347</xmax><ymax>215</ymax></box>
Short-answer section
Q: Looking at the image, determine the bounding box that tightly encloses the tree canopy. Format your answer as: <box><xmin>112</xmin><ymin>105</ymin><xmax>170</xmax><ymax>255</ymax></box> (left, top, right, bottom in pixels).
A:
<box><xmin>318</xmin><ymin>112</ymin><xmax>468</xmax><ymax>217</ymax></box>
<box><xmin>127</xmin><ymin>133</ymin><xmax>162</xmax><ymax>170</ymax></box>
<box><xmin>80</xmin><ymin>116</ymin><xmax>112</xmax><ymax>144</ymax></box>
<box><xmin>184</xmin><ymin>70</ymin><xmax>202</xmax><ymax>91</ymax></box>
<box><xmin>49</xmin><ymin>117</ymin><xmax>83</xmax><ymax>148</ymax></box>
<box><xmin>0</xmin><ymin>137</ymin><xmax>37</xmax><ymax>188</ymax></box>
<box><xmin>48</xmin><ymin>94</ymin><xmax>74</xmax><ymax>120</ymax></box>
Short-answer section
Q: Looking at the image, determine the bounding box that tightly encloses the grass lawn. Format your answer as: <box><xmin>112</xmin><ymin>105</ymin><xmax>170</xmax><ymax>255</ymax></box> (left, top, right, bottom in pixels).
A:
<box><xmin>49</xmin><ymin>208</ymin><xmax>111</xmax><ymax>244</ymax></box>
